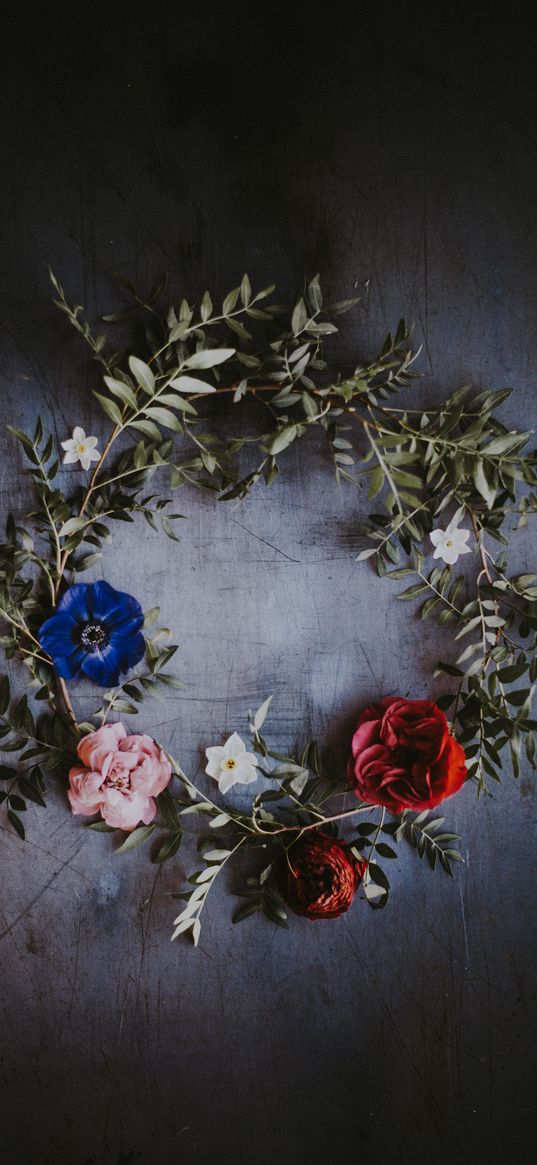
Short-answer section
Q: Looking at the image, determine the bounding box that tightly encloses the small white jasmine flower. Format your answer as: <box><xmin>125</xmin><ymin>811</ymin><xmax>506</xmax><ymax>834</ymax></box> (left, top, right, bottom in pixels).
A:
<box><xmin>205</xmin><ymin>732</ymin><xmax>258</xmax><ymax>795</ymax></box>
<box><xmin>430</xmin><ymin>516</ymin><xmax>472</xmax><ymax>565</ymax></box>
<box><xmin>61</xmin><ymin>427</ymin><xmax>100</xmax><ymax>471</ymax></box>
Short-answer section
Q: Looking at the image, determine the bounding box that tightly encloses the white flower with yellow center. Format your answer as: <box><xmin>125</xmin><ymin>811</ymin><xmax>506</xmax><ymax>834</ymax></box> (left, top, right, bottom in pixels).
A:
<box><xmin>430</xmin><ymin>516</ymin><xmax>472</xmax><ymax>565</ymax></box>
<box><xmin>205</xmin><ymin>732</ymin><xmax>258</xmax><ymax>794</ymax></box>
<box><xmin>61</xmin><ymin>427</ymin><xmax>100</xmax><ymax>471</ymax></box>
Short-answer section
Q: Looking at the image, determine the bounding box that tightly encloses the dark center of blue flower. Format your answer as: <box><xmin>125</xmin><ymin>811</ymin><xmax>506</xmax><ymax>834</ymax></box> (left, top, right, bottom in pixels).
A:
<box><xmin>79</xmin><ymin>622</ymin><xmax>108</xmax><ymax>651</ymax></box>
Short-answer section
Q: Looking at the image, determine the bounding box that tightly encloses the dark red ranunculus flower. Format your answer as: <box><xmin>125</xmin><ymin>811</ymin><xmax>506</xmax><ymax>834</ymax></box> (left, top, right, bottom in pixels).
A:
<box><xmin>348</xmin><ymin>696</ymin><xmax>467</xmax><ymax>814</ymax></box>
<box><xmin>281</xmin><ymin>833</ymin><xmax>366</xmax><ymax>920</ymax></box>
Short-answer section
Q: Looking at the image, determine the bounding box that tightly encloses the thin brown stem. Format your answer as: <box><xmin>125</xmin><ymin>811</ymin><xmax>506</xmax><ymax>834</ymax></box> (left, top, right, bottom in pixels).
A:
<box><xmin>51</xmin><ymin>426</ymin><xmax>126</xmax><ymax>722</ymax></box>
<box><xmin>54</xmin><ymin>421</ymin><xmax>123</xmax><ymax>596</ymax></box>
<box><xmin>58</xmin><ymin>678</ymin><xmax>78</xmax><ymax>729</ymax></box>
<box><xmin>0</xmin><ymin>607</ymin><xmax>44</xmax><ymax>652</ymax></box>
<box><xmin>470</xmin><ymin>512</ymin><xmax>494</xmax><ymax>585</ymax></box>
<box><xmin>252</xmin><ymin>803</ymin><xmax>371</xmax><ymax>836</ymax></box>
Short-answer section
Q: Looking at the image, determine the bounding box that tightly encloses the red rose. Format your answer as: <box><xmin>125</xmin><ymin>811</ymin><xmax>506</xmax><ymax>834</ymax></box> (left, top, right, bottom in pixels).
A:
<box><xmin>348</xmin><ymin>696</ymin><xmax>467</xmax><ymax>814</ymax></box>
<box><xmin>281</xmin><ymin>833</ymin><xmax>366</xmax><ymax>920</ymax></box>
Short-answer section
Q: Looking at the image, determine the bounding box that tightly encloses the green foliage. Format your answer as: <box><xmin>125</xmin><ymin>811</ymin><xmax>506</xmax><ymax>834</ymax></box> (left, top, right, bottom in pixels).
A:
<box><xmin>233</xmin><ymin>879</ymin><xmax>289</xmax><ymax>928</ymax></box>
<box><xmin>395</xmin><ymin>811</ymin><xmax>463</xmax><ymax>876</ymax></box>
<box><xmin>0</xmin><ymin>671</ymin><xmax>75</xmax><ymax>837</ymax></box>
<box><xmin>0</xmin><ymin>271</ymin><xmax>534</xmax><ymax>946</ymax></box>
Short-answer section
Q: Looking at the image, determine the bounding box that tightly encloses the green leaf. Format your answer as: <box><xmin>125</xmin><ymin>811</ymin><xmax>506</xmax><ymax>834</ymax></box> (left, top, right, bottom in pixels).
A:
<box><xmin>195</xmin><ymin>865</ymin><xmax>219</xmax><ymax>884</ymax></box>
<box><xmin>168</xmin><ymin>375</ymin><xmax>217</xmax><ymax>395</ymax></box>
<box><xmin>307</xmin><ymin>275</ymin><xmax>323</xmax><ymax>312</ymax></box>
<box><xmin>434</xmin><ymin>663</ymin><xmax>462</xmax><ymax>680</ymax></box>
<box><xmin>0</xmin><ymin>675</ymin><xmax>10</xmax><ymax>716</ymax></box>
<box><xmin>157</xmin><ymin>787</ymin><xmax>182</xmax><ymax>829</ymax></box>
<box><xmin>209</xmin><ymin>813</ymin><xmax>231</xmax><ymax>829</ymax></box>
<box><xmin>184</xmin><ymin>348</ymin><xmax>235</xmax><ymax>370</ymax></box>
<box><xmin>130</xmin><ymin>419</ymin><xmax>163</xmax><ymax>440</ymax></box>
<box><xmin>240</xmin><ymin>274</ymin><xmax>252</xmax><ymax>306</ymax></box>
<box><xmin>253</xmin><ymin>695</ymin><xmax>273</xmax><ymax>731</ymax></box>
<box><xmin>368</xmin><ymin>465</ymin><xmax>384</xmax><ymax>498</ymax></box>
<box><xmin>18</xmin><ymin>778</ymin><xmax>46</xmax><ymax>807</ymax></box>
<box><xmin>128</xmin><ymin>356</ymin><xmax>155</xmax><ymax>394</ymax></box>
<box><xmin>103</xmin><ymin>376</ymin><xmax>138</xmax><ymax>409</ymax></box>
<box><xmin>114</xmin><ymin>824</ymin><xmax>157</xmax><ymax>853</ymax></box>
<box><xmin>145</xmin><ymin>407</ymin><xmax>183</xmax><ymax>432</ymax></box>
<box><xmin>262</xmin><ymin>896</ymin><xmax>289</xmax><ymax>928</ymax></box>
<box><xmin>9</xmin><ymin>794</ymin><xmax>27</xmax><ymax>812</ymax></box>
<box><xmin>152</xmin><ymin>832</ymin><xmax>182</xmax><ymax>863</ymax></box>
<box><xmin>74</xmin><ymin>551</ymin><xmax>102</xmax><ymax>572</ymax></box>
<box><xmin>200</xmin><ymin>290</ymin><xmax>213</xmax><ymax>321</ymax></box>
<box><xmin>367</xmin><ymin>863</ymin><xmax>390</xmax><ymax>891</ymax></box>
<box><xmin>7</xmin><ymin>810</ymin><xmax>25</xmax><ymax>839</ymax></box>
<box><xmin>375</xmin><ymin>843</ymin><xmax>397</xmax><ymax>859</ymax></box>
<box><xmin>473</xmin><ymin>460</ymin><xmax>497</xmax><ymax>508</ymax></box>
<box><xmin>269</xmin><ymin>426</ymin><xmax>297</xmax><ymax>455</ymax></box>
<box><xmin>483</xmin><ymin>431</ymin><xmax>531</xmax><ymax>455</ymax></box>
<box><xmin>93</xmin><ymin>392</ymin><xmax>123</xmax><ymax>426</ymax></box>
<box><xmin>134</xmin><ymin>442</ymin><xmax>147</xmax><ymax>468</ymax></box>
<box><xmin>497</xmin><ymin>661</ymin><xmax>528</xmax><ymax>683</ymax></box>
<box><xmin>223</xmin><ymin>287</ymin><xmax>240</xmax><ymax>314</ymax></box>
<box><xmin>0</xmin><ymin>763</ymin><xmax>17</xmax><ymax>779</ymax></box>
<box><xmin>143</xmin><ymin>606</ymin><xmax>160</xmax><ymax>628</ymax></box>
<box><xmin>59</xmin><ymin>516</ymin><xmax>87</xmax><ymax>538</ymax></box>
<box><xmin>396</xmin><ymin>583</ymin><xmax>428</xmax><ymax>600</ymax></box>
<box><xmin>291</xmin><ymin>298</ymin><xmax>308</xmax><ymax>335</ymax></box>
<box><xmin>505</xmin><ymin>688</ymin><xmax>532</xmax><ymax>707</ymax></box>
<box><xmin>172</xmin><ymin>917</ymin><xmax>195</xmax><ymax>940</ymax></box>
<box><xmin>233</xmin><ymin>901</ymin><xmax>261</xmax><ymax>924</ymax></box>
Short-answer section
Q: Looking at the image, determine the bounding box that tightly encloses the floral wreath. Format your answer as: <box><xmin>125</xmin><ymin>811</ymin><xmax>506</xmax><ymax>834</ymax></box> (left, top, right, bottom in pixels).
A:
<box><xmin>1</xmin><ymin>271</ymin><xmax>535</xmax><ymax>945</ymax></box>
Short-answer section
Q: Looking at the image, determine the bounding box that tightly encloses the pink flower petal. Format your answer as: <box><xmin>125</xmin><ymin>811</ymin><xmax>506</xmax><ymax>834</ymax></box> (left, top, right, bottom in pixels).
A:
<box><xmin>101</xmin><ymin>788</ymin><xmax>156</xmax><ymax>831</ymax></box>
<box><xmin>67</xmin><ymin>767</ymin><xmax>105</xmax><ymax>816</ymax></box>
<box><xmin>77</xmin><ymin>722</ymin><xmax>128</xmax><ymax>769</ymax></box>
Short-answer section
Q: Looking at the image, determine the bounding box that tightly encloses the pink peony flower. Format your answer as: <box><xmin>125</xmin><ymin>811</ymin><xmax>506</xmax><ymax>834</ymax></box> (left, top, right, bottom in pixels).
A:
<box><xmin>68</xmin><ymin>721</ymin><xmax>172</xmax><ymax>831</ymax></box>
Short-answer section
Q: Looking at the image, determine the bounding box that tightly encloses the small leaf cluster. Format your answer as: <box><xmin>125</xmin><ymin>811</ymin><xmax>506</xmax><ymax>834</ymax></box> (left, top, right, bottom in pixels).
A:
<box><xmin>0</xmin><ymin>673</ymin><xmax>74</xmax><ymax>837</ymax></box>
<box><xmin>395</xmin><ymin>811</ymin><xmax>463</xmax><ymax>877</ymax></box>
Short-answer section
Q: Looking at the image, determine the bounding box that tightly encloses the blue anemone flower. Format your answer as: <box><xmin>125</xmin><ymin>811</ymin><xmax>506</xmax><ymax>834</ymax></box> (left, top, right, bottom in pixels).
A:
<box><xmin>39</xmin><ymin>580</ymin><xmax>145</xmax><ymax>687</ymax></box>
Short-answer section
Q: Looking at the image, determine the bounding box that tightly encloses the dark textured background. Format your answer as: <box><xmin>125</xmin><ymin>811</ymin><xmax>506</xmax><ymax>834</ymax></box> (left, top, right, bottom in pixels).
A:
<box><xmin>1</xmin><ymin>3</ymin><xmax>536</xmax><ymax>1163</ymax></box>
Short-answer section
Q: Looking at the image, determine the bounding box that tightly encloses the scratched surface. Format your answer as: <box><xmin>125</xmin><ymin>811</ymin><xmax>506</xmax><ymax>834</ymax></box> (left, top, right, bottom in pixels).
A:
<box><xmin>0</xmin><ymin>4</ymin><xmax>536</xmax><ymax>1164</ymax></box>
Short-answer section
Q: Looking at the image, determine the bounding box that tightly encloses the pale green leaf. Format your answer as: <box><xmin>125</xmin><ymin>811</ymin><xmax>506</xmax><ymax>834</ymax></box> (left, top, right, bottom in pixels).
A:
<box><xmin>184</xmin><ymin>348</ymin><xmax>235</xmax><ymax>370</ymax></box>
<box><xmin>168</xmin><ymin>375</ymin><xmax>217</xmax><ymax>394</ymax></box>
<box><xmin>129</xmin><ymin>356</ymin><xmax>155</xmax><ymax>394</ymax></box>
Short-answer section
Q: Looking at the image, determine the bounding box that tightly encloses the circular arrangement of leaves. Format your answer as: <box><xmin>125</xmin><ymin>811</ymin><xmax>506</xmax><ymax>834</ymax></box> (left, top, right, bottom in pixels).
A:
<box><xmin>1</xmin><ymin>271</ymin><xmax>536</xmax><ymax>945</ymax></box>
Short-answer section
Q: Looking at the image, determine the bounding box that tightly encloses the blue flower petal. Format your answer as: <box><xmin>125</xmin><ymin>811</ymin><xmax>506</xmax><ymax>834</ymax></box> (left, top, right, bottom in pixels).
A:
<box><xmin>109</xmin><ymin>630</ymin><xmax>146</xmax><ymax>670</ymax></box>
<box><xmin>80</xmin><ymin>644</ymin><xmax>124</xmax><ymax>687</ymax></box>
<box><xmin>39</xmin><ymin>612</ymin><xmax>84</xmax><ymax>679</ymax></box>
<box><xmin>39</xmin><ymin>615</ymin><xmax>79</xmax><ymax>673</ymax></box>
<box><xmin>38</xmin><ymin>579</ymin><xmax>145</xmax><ymax>687</ymax></box>
<box><xmin>39</xmin><ymin>612</ymin><xmax>77</xmax><ymax>650</ymax></box>
<box><xmin>104</xmin><ymin>606</ymin><xmax>144</xmax><ymax>636</ymax></box>
<box><xmin>55</xmin><ymin>583</ymin><xmax>90</xmax><ymax>624</ymax></box>
<box><xmin>106</xmin><ymin>613</ymin><xmax>145</xmax><ymax>641</ymax></box>
<box><xmin>88</xmin><ymin>580</ymin><xmax>143</xmax><ymax>633</ymax></box>
<box><xmin>51</xmin><ymin>645</ymin><xmax>86</xmax><ymax>681</ymax></box>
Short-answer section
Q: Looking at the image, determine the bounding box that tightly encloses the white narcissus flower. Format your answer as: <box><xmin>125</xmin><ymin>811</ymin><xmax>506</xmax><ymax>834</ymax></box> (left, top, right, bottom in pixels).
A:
<box><xmin>430</xmin><ymin>516</ymin><xmax>472</xmax><ymax>565</ymax></box>
<box><xmin>61</xmin><ymin>427</ymin><xmax>100</xmax><ymax>471</ymax></box>
<box><xmin>205</xmin><ymin>732</ymin><xmax>258</xmax><ymax>794</ymax></box>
